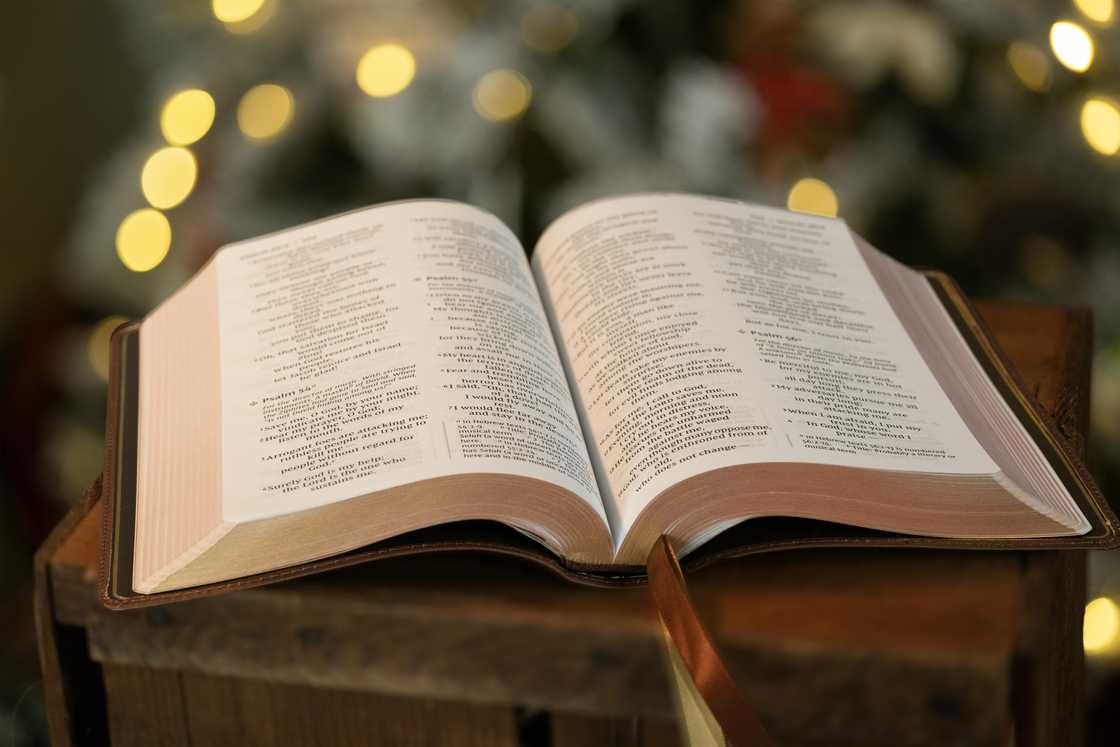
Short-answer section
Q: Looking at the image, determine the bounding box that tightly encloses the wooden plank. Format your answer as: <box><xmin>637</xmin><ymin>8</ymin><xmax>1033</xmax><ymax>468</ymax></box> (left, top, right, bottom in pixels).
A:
<box><xmin>976</xmin><ymin>299</ymin><xmax>1090</xmax><ymax>746</ymax></box>
<box><xmin>102</xmin><ymin>665</ymin><xmax>190</xmax><ymax>747</ymax></box>
<box><xmin>74</xmin><ymin>548</ymin><xmax>1024</xmax><ymax>742</ymax></box>
<box><xmin>33</xmin><ymin>480</ymin><xmax>105</xmax><ymax>747</ymax></box>
<box><xmin>972</xmin><ymin>301</ymin><xmax>1092</xmax><ymax>455</ymax></box>
<box><xmin>551</xmin><ymin>713</ymin><xmax>682</xmax><ymax>747</ymax></box>
<box><xmin>179</xmin><ymin>671</ymin><xmax>519</xmax><ymax>746</ymax></box>
<box><xmin>708</xmin><ymin>551</ymin><xmax>1018</xmax><ymax>745</ymax></box>
<box><xmin>49</xmin><ymin>503</ymin><xmax>102</xmax><ymax>627</ymax></box>
<box><xmin>727</xmin><ymin>646</ymin><xmax>1009</xmax><ymax>746</ymax></box>
<box><xmin>50</xmin><ymin>494</ymin><xmax>101</xmax><ymax>568</ymax></box>
<box><xmin>1014</xmin><ymin>550</ymin><xmax>1086</xmax><ymax>747</ymax></box>
<box><xmin>82</xmin><ymin>563</ymin><xmax>671</xmax><ymax>717</ymax></box>
<box><xmin>707</xmin><ymin>549</ymin><xmax>1020</xmax><ymax>657</ymax></box>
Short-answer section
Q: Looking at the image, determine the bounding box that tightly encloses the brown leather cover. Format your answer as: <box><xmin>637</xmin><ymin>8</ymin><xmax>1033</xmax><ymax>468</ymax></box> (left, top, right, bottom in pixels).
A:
<box><xmin>97</xmin><ymin>271</ymin><xmax>1120</xmax><ymax>610</ymax></box>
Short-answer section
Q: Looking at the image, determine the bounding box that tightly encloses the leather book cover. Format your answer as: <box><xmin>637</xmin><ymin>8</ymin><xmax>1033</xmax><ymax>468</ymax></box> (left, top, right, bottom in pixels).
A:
<box><xmin>97</xmin><ymin>272</ymin><xmax>1120</xmax><ymax>609</ymax></box>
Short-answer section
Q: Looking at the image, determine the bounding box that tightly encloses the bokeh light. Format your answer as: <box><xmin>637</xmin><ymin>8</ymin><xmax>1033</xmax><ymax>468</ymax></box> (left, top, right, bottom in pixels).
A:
<box><xmin>1007</xmin><ymin>42</ymin><xmax>1051</xmax><ymax>92</ymax></box>
<box><xmin>160</xmin><ymin>89</ymin><xmax>215</xmax><ymax>146</ymax></box>
<box><xmin>521</xmin><ymin>4</ymin><xmax>580</xmax><ymax>53</ymax></box>
<box><xmin>1050</xmin><ymin>21</ymin><xmax>1095</xmax><ymax>72</ymax></box>
<box><xmin>1081</xmin><ymin>97</ymin><xmax>1120</xmax><ymax>155</ymax></box>
<box><xmin>237</xmin><ymin>83</ymin><xmax>294</xmax><ymax>141</ymax></box>
<box><xmin>88</xmin><ymin>315</ymin><xmax>129</xmax><ymax>381</ymax></box>
<box><xmin>222</xmin><ymin>0</ymin><xmax>274</xmax><ymax>34</ymax></box>
<box><xmin>356</xmin><ymin>44</ymin><xmax>416</xmax><ymax>98</ymax></box>
<box><xmin>116</xmin><ymin>209</ymin><xmax>172</xmax><ymax>272</ymax></box>
<box><xmin>212</xmin><ymin>0</ymin><xmax>265</xmax><ymax>24</ymax></box>
<box><xmin>787</xmin><ymin>178</ymin><xmax>839</xmax><ymax>217</ymax></box>
<box><xmin>1075</xmin><ymin>0</ymin><xmax>1115</xmax><ymax>25</ymax></box>
<box><xmin>473</xmin><ymin>69</ymin><xmax>532</xmax><ymax>122</ymax></box>
<box><xmin>141</xmin><ymin>146</ymin><xmax>197</xmax><ymax>210</ymax></box>
<box><xmin>1085</xmin><ymin>597</ymin><xmax>1120</xmax><ymax>653</ymax></box>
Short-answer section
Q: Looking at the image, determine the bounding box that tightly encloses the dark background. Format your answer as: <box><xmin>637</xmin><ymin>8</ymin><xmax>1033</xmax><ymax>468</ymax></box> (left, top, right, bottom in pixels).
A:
<box><xmin>3</xmin><ymin>1</ymin><xmax>1120</xmax><ymax>743</ymax></box>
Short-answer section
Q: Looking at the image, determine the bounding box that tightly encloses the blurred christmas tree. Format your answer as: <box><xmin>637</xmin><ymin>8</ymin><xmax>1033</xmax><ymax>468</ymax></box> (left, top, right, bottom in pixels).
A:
<box><xmin>56</xmin><ymin>0</ymin><xmax>1120</xmax><ymax>506</ymax></box>
<box><xmin>34</xmin><ymin>0</ymin><xmax>1120</xmax><ymax>668</ymax></box>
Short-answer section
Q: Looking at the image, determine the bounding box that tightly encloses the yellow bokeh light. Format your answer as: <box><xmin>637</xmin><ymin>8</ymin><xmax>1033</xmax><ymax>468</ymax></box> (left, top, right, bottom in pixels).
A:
<box><xmin>160</xmin><ymin>89</ymin><xmax>215</xmax><ymax>146</ymax></box>
<box><xmin>141</xmin><ymin>147</ymin><xmax>197</xmax><ymax>210</ymax></box>
<box><xmin>116</xmin><ymin>209</ymin><xmax>171</xmax><ymax>272</ymax></box>
<box><xmin>356</xmin><ymin>44</ymin><xmax>416</xmax><ymax>98</ymax></box>
<box><xmin>1084</xmin><ymin>597</ymin><xmax>1120</xmax><ymax>653</ymax></box>
<box><xmin>1007</xmin><ymin>42</ymin><xmax>1051</xmax><ymax>93</ymax></box>
<box><xmin>223</xmin><ymin>0</ymin><xmax>274</xmax><ymax>34</ymax></box>
<box><xmin>787</xmin><ymin>178</ymin><xmax>839</xmax><ymax>217</ymax></box>
<box><xmin>237</xmin><ymin>83</ymin><xmax>294</xmax><ymax>141</ymax></box>
<box><xmin>521</xmin><ymin>4</ymin><xmax>580</xmax><ymax>53</ymax></box>
<box><xmin>1050</xmin><ymin>21</ymin><xmax>1095</xmax><ymax>73</ymax></box>
<box><xmin>1081</xmin><ymin>97</ymin><xmax>1120</xmax><ymax>155</ymax></box>
<box><xmin>1075</xmin><ymin>0</ymin><xmax>1114</xmax><ymax>25</ymax></box>
<box><xmin>88</xmin><ymin>315</ymin><xmax>129</xmax><ymax>381</ymax></box>
<box><xmin>473</xmin><ymin>69</ymin><xmax>532</xmax><ymax>122</ymax></box>
<box><xmin>212</xmin><ymin>0</ymin><xmax>265</xmax><ymax>24</ymax></box>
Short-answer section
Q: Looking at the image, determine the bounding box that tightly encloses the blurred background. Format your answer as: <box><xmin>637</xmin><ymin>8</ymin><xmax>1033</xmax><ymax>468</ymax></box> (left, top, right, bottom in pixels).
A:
<box><xmin>3</xmin><ymin>0</ymin><xmax>1120</xmax><ymax>743</ymax></box>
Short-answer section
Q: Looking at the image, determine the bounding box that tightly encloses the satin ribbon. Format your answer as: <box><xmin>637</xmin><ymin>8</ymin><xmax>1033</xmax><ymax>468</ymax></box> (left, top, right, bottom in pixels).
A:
<box><xmin>647</xmin><ymin>536</ymin><xmax>777</xmax><ymax>747</ymax></box>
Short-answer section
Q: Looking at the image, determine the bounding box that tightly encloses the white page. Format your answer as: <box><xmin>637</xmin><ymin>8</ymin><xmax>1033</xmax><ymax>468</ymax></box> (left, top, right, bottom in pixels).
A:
<box><xmin>217</xmin><ymin>200</ymin><xmax>603</xmax><ymax>523</ymax></box>
<box><xmin>532</xmin><ymin>194</ymin><xmax>998</xmax><ymax>534</ymax></box>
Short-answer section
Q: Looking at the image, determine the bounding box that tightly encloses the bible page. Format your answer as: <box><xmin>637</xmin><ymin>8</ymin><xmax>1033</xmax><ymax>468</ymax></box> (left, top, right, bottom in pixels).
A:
<box><xmin>216</xmin><ymin>200</ymin><xmax>603</xmax><ymax>523</ymax></box>
<box><xmin>532</xmin><ymin>193</ymin><xmax>998</xmax><ymax>535</ymax></box>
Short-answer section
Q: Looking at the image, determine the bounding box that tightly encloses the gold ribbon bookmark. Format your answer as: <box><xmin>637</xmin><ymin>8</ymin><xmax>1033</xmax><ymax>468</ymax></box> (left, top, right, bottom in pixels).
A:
<box><xmin>647</xmin><ymin>536</ymin><xmax>777</xmax><ymax>747</ymax></box>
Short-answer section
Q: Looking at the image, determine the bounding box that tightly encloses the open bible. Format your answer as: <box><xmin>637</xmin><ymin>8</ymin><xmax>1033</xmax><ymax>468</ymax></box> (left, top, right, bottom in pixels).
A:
<box><xmin>99</xmin><ymin>193</ymin><xmax>1117</xmax><ymax>603</ymax></box>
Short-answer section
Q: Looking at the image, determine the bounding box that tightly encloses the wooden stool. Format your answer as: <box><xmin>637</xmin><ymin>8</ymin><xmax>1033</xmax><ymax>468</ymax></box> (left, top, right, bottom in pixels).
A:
<box><xmin>36</xmin><ymin>300</ymin><xmax>1091</xmax><ymax>746</ymax></box>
